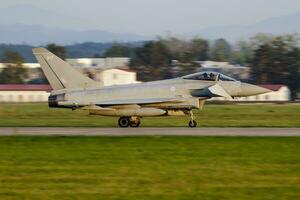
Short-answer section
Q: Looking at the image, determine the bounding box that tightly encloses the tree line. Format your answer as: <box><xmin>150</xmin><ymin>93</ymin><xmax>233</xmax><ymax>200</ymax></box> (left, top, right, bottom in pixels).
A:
<box><xmin>0</xmin><ymin>34</ymin><xmax>299</xmax><ymax>99</ymax></box>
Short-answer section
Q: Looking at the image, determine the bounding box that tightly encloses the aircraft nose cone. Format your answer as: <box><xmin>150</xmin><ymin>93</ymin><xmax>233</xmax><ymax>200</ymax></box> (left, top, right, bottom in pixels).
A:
<box><xmin>240</xmin><ymin>83</ymin><xmax>272</xmax><ymax>96</ymax></box>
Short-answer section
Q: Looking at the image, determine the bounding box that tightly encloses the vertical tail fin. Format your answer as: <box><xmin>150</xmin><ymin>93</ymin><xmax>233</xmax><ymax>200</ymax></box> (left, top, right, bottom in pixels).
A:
<box><xmin>32</xmin><ymin>48</ymin><xmax>98</xmax><ymax>90</ymax></box>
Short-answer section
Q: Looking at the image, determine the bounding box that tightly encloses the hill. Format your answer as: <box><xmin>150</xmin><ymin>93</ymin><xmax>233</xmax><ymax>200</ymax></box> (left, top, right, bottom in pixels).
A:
<box><xmin>0</xmin><ymin>24</ymin><xmax>148</xmax><ymax>45</ymax></box>
<box><xmin>0</xmin><ymin>4</ymin><xmax>148</xmax><ymax>45</ymax></box>
<box><xmin>190</xmin><ymin>11</ymin><xmax>300</xmax><ymax>41</ymax></box>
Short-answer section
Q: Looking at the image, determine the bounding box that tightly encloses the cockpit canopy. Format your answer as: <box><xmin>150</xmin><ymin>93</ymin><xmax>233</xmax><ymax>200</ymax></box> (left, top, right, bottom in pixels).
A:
<box><xmin>182</xmin><ymin>71</ymin><xmax>236</xmax><ymax>82</ymax></box>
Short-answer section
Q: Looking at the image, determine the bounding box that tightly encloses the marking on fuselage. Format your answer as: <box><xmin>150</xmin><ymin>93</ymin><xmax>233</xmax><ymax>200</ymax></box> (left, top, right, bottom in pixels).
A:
<box><xmin>46</xmin><ymin>55</ymin><xmax>54</xmax><ymax>60</ymax></box>
<box><xmin>60</xmin><ymin>78</ymin><xmax>67</xmax><ymax>84</ymax></box>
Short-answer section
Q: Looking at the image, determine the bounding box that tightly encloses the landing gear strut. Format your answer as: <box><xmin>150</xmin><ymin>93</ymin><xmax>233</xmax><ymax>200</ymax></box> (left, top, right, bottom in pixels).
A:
<box><xmin>129</xmin><ymin>117</ymin><xmax>141</xmax><ymax>127</ymax></box>
<box><xmin>118</xmin><ymin>117</ymin><xmax>141</xmax><ymax>128</ymax></box>
<box><xmin>187</xmin><ymin>110</ymin><xmax>197</xmax><ymax>128</ymax></box>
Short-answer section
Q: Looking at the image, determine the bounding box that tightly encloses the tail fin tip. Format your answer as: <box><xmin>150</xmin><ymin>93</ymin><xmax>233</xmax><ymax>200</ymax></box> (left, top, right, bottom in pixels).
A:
<box><xmin>32</xmin><ymin>47</ymin><xmax>49</xmax><ymax>54</ymax></box>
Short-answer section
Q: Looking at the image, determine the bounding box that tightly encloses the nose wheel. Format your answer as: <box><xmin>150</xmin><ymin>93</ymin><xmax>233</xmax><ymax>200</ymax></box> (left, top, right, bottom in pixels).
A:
<box><xmin>189</xmin><ymin>120</ymin><xmax>197</xmax><ymax>128</ymax></box>
<box><xmin>118</xmin><ymin>117</ymin><xmax>141</xmax><ymax>128</ymax></box>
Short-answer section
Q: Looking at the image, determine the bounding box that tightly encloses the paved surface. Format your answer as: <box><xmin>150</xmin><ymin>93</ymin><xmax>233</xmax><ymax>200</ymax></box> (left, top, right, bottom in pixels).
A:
<box><xmin>0</xmin><ymin>127</ymin><xmax>300</xmax><ymax>136</ymax></box>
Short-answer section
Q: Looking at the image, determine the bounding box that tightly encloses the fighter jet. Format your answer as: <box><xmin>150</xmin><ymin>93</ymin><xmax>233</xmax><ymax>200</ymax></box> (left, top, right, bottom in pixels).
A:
<box><xmin>33</xmin><ymin>48</ymin><xmax>271</xmax><ymax>128</ymax></box>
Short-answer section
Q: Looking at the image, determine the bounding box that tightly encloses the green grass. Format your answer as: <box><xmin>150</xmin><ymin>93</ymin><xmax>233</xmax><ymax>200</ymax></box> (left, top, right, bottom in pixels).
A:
<box><xmin>0</xmin><ymin>136</ymin><xmax>299</xmax><ymax>200</ymax></box>
<box><xmin>0</xmin><ymin>103</ymin><xmax>299</xmax><ymax>127</ymax></box>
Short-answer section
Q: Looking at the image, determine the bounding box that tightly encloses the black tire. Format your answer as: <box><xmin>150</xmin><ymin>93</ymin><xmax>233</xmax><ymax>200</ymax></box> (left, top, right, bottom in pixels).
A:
<box><xmin>130</xmin><ymin>120</ymin><xmax>141</xmax><ymax>128</ymax></box>
<box><xmin>189</xmin><ymin>120</ymin><xmax>197</xmax><ymax>128</ymax></box>
<box><xmin>118</xmin><ymin>117</ymin><xmax>130</xmax><ymax>128</ymax></box>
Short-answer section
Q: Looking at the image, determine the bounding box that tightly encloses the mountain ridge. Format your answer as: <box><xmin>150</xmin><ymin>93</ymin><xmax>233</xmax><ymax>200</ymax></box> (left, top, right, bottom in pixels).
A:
<box><xmin>0</xmin><ymin>24</ymin><xmax>149</xmax><ymax>45</ymax></box>
<box><xmin>189</xmin><ymin>11</ymin><xmax>300</xmax><ymax>41</ymax></box>
<box><xmin>0</xmin><ymin>4</ymin><xmax>149</xmax><ymax>45</ymax></box>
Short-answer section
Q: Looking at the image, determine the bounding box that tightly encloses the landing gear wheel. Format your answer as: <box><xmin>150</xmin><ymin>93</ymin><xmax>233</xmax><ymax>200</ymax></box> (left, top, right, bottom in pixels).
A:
<box><xmin>189</xmin><ymin>120</ymin><xmax>197</xmax><ymax>128</ymax></box>
<box><xmin>130</xmin><ymin>120</ymin><xmax>141</xmax><ymax>128</ymax></box>
<box><xmin>118</xmin><ymin>117</ymin><xmax>130</xmax><ymax>128</ymax></box>
<box><xmin>186</xmin><ymin>110</ymin><xmax>197</xmax><ymax>128</ymax></box>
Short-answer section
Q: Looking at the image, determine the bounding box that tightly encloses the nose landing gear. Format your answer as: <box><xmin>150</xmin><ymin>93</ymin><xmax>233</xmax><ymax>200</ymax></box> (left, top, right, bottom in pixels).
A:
<box><xmin>187</xmin><ymin>110</ymin><xmax>197</xmax><ymax>128</ymax></box>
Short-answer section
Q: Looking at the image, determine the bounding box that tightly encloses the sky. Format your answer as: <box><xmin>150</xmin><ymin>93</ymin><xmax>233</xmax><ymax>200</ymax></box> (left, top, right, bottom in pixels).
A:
<box><xmin>1</xmin><ymin>0</ymin><xmax>300</xmax><ymax>35</ymax></box>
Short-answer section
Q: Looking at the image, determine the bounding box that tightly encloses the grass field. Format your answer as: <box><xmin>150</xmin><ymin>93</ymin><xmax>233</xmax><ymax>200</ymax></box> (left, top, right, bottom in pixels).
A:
<box><xmin>0</xmin><ymin>136</ymin><xmax>299</xmax><ymax>200</ymax></box>
<box><xmin>0</xmin><ymin>103</ymin><xmax>299</xmax><ymax>127</ymax></box>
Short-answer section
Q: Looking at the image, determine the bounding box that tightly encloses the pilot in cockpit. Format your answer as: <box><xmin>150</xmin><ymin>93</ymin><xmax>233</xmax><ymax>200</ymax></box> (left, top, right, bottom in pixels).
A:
<box><xmin>209</xmin><ymin>72</ymin><xmax>216</xmax><ymax>81</ymax></box>
<box><xmin>203</xmin><ymin>73</ymin><xmax>209</xmax><ymax>80</ymax></box>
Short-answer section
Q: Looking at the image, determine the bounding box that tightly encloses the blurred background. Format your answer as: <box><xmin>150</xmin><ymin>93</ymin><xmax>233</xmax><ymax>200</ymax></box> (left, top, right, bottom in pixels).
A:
<box><xmin>0</xmin><ymin>0</ymin><xmax>299</xmax><ymax>102</ymax></box>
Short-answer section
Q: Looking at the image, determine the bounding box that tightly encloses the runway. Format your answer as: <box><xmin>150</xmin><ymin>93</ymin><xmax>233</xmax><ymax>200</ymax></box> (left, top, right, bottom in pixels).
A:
<box><xmin>0</xmin><ymin>127</ymin><xmax>300</xmax><ymax>136</ymax></box>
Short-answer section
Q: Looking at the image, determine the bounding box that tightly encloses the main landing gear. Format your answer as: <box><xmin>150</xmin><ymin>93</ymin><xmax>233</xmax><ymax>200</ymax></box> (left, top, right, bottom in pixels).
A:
<box><xmin>118</xmin><ymin>117</ymin><xmax>141</xmax><ymax>128</ymax></box>
<box><xmin>118</xmin><ymin>110</ymin><xmax>197</xmax><ymax>128</ymax></box>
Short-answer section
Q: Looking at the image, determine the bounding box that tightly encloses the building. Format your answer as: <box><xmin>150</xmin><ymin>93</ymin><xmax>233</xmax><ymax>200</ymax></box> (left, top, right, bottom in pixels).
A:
<box><xmin>94</xmin><ymin>68</ymin><xmax>139</xmax><ymax>86</ymax></box>
<box><xmin>0</xmin><ymin>84</ymin><xmax>51</xmax><ymax>103</ymax></box>
<box><xmin>0</xmin><ymin>66</ymin><xmax>139</xmax><ymax>102</ymax></box>
<box><xmin>66</xmin><ymin>57</ymin><xmax>130</xmax><ymax>69</ymax></box>
<box><xmin>0</xmin><ymin>63</ymin><xmax>40</xmax><ymax>70</ymax></box>
<box><xmin>65</xmin><ymin>58</ymin><xmax>138</xmax><ymax>86</ymax></box>
<box><xmin>0</xmin><ymin>56</ymin><xmax>138</xmax><ymax>86</ymax></box>
<box><xmin>1</xmin><ymin>58</ymin><xmax>130</xmax><ymax>71</ymax></box>
<box><xmin>0</xmin><ymin>56</ymin><xmax>139</xmax><ymax>102</ymax></box>
<box><xmin>239</xmin><ymin>85</ymin><xmax>291</xmax><ymax>101</ymax></box>
<box><xmin>0</xmin><ymin>67</ymin><xmax>139</xmax><ymax>103</ymax></box>
<box><xmin>212</xmin><ymin>84</ymin><xmax>291</xmax><ymax>102</ymax></box>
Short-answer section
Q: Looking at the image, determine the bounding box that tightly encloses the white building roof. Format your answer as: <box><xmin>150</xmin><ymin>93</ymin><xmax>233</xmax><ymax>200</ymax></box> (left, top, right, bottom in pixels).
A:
<box><xmin>0</xmin><ymin>57</ymin><xmax>130</xmax><ymax>70</ymax></box>
<box><xmin>198</xmin><ymin>61</ymin><xmax>248</xmax><ymax>69</ymax></box>
<box><xmin>66</xmin><ymin>57</ymin><xmax>130</xmax><ymax>69</ymax></box>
